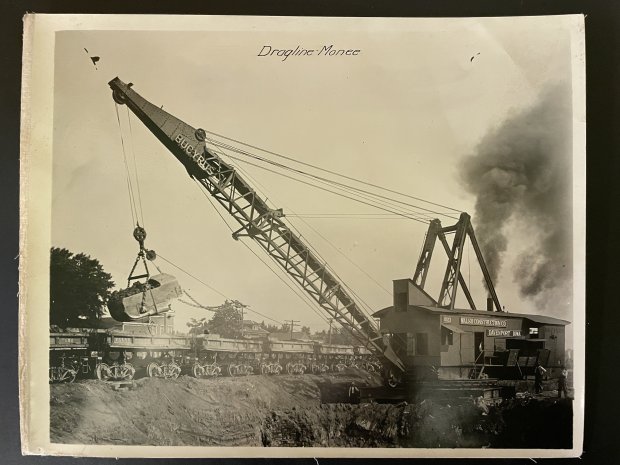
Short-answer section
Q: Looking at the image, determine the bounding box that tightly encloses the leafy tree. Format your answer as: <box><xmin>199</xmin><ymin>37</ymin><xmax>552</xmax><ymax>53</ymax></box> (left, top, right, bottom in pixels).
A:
<box><xmin>187</xmin><ymin>317</ymin><xmax>209</xmax><ymax>335</ymax></box>
<box><xmin>260</xmin><ymin>321</ymin><xmax>280</xmax><ymax>333</ymax></box>
<box><xmin>329</xmin><ymin>326</ymin><xmax>357</xmax><ymax>345</ymax></box>
<box><xmin>206</xmin><ymin>300</ymin><xmax>244</xmax><ymax>338</ymax></box>
<box><xmin>50</xmin><ymin>247</ymin><xmax>115</xmax><ymax>328</ymax></box>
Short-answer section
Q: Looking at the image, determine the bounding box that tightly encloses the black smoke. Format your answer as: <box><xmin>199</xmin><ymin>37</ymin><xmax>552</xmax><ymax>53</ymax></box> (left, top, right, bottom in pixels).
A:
<box><xmin>460</xmin><ymin>85</ymin><xmax>572</xmax><ymax>304</ymax></box>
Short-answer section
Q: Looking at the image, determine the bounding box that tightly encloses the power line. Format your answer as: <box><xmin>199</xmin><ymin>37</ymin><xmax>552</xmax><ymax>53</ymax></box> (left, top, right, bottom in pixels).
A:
<box><xmin>244</xmin><ymin>307</ymin><xmax>282</xmax><ymax>326</ymax></box>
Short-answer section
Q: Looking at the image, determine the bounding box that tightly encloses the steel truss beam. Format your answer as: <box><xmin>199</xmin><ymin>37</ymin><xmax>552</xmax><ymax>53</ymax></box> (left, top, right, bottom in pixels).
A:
<box><xmin>413</xmin><ymin>212</ymin><xmax>502</xmax><ymax>312</ymax></box>
<box><xmin>108</xmin><ymin>77</ymin><xmax>404</xmax><ymax>371</ymax></box>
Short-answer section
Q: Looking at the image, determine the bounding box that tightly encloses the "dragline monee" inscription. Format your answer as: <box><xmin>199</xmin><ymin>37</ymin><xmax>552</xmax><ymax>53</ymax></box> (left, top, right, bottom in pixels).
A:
<box><xmin>257</xmin><ymin>45</ymin><xmax>361</xmax><ymax>62</ymax></box>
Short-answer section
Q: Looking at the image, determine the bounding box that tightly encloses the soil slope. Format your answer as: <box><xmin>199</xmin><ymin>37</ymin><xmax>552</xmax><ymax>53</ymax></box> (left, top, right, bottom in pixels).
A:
<box><xmin>50</xmin><ymin>370</ymin><xmax>572</xmax><ymax>448</ymax></box>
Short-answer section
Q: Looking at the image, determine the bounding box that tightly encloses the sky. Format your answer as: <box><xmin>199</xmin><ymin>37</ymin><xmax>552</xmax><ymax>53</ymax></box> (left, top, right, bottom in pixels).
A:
<box><xmin>51</xmin><ymin>17</ymin><xmax>578</xmax><ymax>343</ymax></box>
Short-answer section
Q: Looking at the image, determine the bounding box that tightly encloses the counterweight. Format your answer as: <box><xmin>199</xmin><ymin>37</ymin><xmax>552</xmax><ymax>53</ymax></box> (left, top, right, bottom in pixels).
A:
<box><xmin>108</xmin><ymin>77</ymin><xmax>404</xmax><ymax>372</ymax></box>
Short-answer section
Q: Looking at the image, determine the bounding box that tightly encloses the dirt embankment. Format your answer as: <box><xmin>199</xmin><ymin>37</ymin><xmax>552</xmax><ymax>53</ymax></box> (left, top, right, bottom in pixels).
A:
<box><xmin>51</xmin><ymin>369</ymin><xmax>572</xmax><ymax>448</ymax></box>
<box><xmin>50</xmin><ymin>369</ymin><xmax>380</xmax><ymax>446</ymax></box>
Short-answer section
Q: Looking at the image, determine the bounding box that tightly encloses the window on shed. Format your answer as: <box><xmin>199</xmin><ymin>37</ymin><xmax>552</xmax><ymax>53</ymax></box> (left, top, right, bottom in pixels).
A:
<box><xmin>406</xmin><ymin>333</ymin><xmax>415</xmax><ymax>356</ymax></box>
<box><xmin>416</xmin><ymin>332</ymin><xmax>429</xmax><ymax>355</ymax></box>
<box><xmin>441</xmin><ymin>326</ymin><xmax>453</xmax><ymax>346</ymax></box>
<box><xmin>395</xmin><ymin>291</ymin><xmax>408</xmax><ymax>311</ymax></box>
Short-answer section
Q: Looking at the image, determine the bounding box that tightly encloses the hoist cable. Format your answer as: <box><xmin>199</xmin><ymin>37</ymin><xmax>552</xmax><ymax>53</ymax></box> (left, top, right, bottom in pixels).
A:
<box><xmin>113</xmin><ymin>102</ymin><xmax>139</xmax><ymax>228</ymax></box>
<box><xmin>126</xmin><ymin>108</ymin><xmax>146</xmax><ymax>227</ymax></box>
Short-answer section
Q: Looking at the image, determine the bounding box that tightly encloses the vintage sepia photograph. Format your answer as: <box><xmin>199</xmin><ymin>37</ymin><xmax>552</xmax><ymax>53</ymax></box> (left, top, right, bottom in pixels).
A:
<box><xmin>20</xmin><ymin>14</ymin><xmax>585</xmax><ymax>458</ymax></box>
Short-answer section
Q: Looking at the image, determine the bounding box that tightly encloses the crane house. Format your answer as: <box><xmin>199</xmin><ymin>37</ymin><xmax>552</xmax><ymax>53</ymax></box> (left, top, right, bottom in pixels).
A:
<box><xmin>373</xmin><ymin>278</ymin><xmax>569</xmax><ymax>381</ymax></box>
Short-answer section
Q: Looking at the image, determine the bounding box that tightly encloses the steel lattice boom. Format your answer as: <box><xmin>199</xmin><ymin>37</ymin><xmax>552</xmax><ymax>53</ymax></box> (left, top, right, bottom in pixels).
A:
<box><xmin>108</xmin><ymin>77</ymin><xmax>404</xmax><ymax>372</ymax></box>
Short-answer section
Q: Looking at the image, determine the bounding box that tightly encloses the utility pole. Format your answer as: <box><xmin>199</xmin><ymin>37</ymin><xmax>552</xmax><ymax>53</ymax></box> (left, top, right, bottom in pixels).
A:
<box><xmin>287</xmin><ymin>320</ymin><xmax>299</xmax><ymax>340</ymax></box>
<box><xmin>327</xmin><ymin>318</ymin><xmax>334</xmax><ymax>344</ymax></box>
<box><xmin>238</xmin><ymin>303</ymin><xmax>245</xmax><ymax>337</ymax></box>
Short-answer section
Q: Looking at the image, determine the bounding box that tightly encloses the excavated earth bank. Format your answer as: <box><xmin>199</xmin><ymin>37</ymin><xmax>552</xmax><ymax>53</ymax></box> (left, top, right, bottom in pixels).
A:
<box><xmin>50</xmin><ymin>369</ymin><xmax>572</xmax><ymax>448</ymax></box>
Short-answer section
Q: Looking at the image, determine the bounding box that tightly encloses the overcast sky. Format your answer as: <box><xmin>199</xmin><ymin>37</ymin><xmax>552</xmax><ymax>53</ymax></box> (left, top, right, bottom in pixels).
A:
<box><xmin>51</xmin><ymin>17</ymin><xmax>577</xmax><ymax>340</ymax></box>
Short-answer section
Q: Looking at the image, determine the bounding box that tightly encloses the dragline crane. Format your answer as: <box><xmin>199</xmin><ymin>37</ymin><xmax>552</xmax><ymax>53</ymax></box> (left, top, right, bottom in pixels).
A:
<box><xmin>108</xmin><ymin>77</ymin><xmax>405</xmax><ymax>375</ymax></box>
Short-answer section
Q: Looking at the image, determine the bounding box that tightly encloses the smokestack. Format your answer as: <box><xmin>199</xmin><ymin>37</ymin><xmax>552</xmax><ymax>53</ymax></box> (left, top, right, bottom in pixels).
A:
<box><xmin>486</xmin><ymin>297</ymin><xmax>494</xmax><ymax>312</ymax></box>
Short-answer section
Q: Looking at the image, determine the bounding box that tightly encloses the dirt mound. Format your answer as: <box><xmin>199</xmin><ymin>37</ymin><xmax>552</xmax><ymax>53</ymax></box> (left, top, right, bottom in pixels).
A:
<box><xmin>50</xmin><ymin>370</ymin><xmax>572</xmax><ymax>448</ymax></box>
<box><xmin>50</xmin><ymin>369</ymin><xmax>381</xmax><ymax>446</ymax></box>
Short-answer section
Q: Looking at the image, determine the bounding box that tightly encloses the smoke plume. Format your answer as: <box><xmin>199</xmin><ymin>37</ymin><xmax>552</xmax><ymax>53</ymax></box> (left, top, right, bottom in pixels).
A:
<box><xmin>460</xmin><ymin>85</ymin><xmax>572</xmax><ymax>306</ymax></box>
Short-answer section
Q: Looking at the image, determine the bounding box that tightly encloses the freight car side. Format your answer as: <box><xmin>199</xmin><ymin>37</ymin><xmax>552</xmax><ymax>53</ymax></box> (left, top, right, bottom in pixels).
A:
<box><xmin>192</xmin><ymin>334</ymin><xmax>263</xmax><ymax>377</ymax></box>
<box><xmin>49</xmin><ymin>326</ymin><xmax>383</xmax><ymax>383</ymax></box>
<box><xmin>49</xmin><ymin>330</ymin><xmax>98</xmax><ymax>382</ymax></box>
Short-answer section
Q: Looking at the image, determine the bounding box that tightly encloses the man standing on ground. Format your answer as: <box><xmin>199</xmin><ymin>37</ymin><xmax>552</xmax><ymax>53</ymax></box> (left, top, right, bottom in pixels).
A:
<box><xmin>534</xmin><ymin>362</ymin><xmax>547</xmax><ymax>394</ymax></box>
<box><xmin>558</xmin><ymin>366</ymin><xmax>569</xmax><ymax>398</ymax></box>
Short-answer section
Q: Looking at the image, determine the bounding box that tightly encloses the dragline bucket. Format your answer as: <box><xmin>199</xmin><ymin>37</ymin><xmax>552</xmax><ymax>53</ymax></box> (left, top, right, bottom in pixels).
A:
<box><xmin>108</xmin><ymin>77</ymin><xmax>405</xmax><ymax>374</ymax></box>
<box><xmin>107</xmin><ymin>273</ymin><xmax>183</xmax><ymax>322</ymax></box>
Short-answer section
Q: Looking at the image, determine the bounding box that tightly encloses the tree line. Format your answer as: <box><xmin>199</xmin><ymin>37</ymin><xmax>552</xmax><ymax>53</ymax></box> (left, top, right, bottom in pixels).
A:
<box><xmin>48</xmin><ymin>246</ymin><xmax>359</xmax><ymax>344</ymax></box>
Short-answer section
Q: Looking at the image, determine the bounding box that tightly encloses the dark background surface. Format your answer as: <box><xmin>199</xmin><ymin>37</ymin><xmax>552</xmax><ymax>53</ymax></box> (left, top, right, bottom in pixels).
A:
<box><xmin>2</xmin><ymin>1</ymin><xmax>618</xmax><ymax>464</ymax></box>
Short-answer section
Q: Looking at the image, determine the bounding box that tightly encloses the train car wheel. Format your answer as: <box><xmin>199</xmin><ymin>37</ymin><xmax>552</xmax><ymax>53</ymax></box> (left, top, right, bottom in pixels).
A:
<box><xmin>192</xmin><ymin>364</ymin><xmax>205</xmax><ymax>378</ymax></box>
<box><xmin>147</xmin><ymin>362</ymin><xmax>162</xmax><ymax>378</ymax></box>
<box><xmin>166</xmin><ymin>362</ymin><xmax>181</xmax><ymax>379</ymax></box>
<box><xmin>260</xmin><ymin>363</ymin><xmax>269</xmax><ymax>375</ymax></box>
<box><xmin>59</xmin><ymin>367</ymin><xmax>77</xmax><ymax>383</ymax></box>
<box><xmin>96</xmin><ymin>363</ymin><xmax>111</xmax><ymax>381</ymax></box>
<box><xmin>120</xmin><ymin>363</ymin><xmax>135</xmax><ymax>380</ymax></box>
<box><xmin>286</xmin><ymin>362</ymin><xmax>293</xmax><ymax>375</ymax></box>
<box><xmin>384</xmin><ymin>367</ymin><xmax>402</xmax><ymax>388</ymax></box>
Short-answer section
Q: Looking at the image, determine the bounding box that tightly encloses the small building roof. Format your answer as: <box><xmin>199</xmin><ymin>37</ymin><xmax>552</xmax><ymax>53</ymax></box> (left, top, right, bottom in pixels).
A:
<box><xmin>372</xmin><ymin>304</ymin><xmax>570</xmax><ymax>326</ymax></box>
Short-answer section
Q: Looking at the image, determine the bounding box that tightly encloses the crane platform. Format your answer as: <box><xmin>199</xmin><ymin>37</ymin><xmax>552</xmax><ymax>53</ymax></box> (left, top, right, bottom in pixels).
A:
<box><xmin>359</xmin><ymin>379</ymin><xmax>511</xmax><ymax>405</ymax></box>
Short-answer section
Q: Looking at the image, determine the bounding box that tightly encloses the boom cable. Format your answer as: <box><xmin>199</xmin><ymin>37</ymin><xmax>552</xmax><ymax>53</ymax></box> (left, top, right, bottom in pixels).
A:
<box><xmin>218</xmin><ymin>153</ymin><xmax>431</xmax><ymax>224</ymax></box>
<box><xmin>204</xmin><ymin>129</ymin><xmax>462</xmax><ymax>215</ymax></box>
<box><xmin>207</xmin><ymin>137</ymin><xmax>456</xmax><ymax>221</ymax></box>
